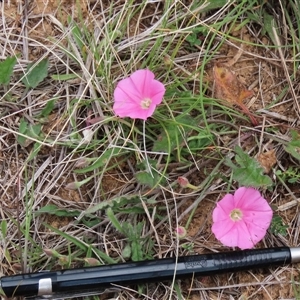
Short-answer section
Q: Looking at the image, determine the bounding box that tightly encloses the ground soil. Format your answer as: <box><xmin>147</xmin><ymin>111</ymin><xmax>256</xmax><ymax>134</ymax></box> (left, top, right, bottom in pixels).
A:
<box><xmin>1</xmin><ymin>1</ymin><xmax>300</xmax><ymax>300</ymax></box>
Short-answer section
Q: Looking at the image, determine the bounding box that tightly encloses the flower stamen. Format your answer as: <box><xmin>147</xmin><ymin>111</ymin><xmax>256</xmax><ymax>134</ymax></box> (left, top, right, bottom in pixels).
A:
<box><xmin>141</xmin><ymin>98</ymin><xmax>152</xmax><ymax>109</ymax></box>
<box><xmin>230</xmin><ymin>208</ymin><xmax>243</xmax><ymax>221</ymax></box>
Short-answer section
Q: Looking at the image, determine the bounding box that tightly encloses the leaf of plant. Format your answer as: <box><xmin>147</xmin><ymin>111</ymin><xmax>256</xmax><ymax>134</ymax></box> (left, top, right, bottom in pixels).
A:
<box><xmin>0</xmin><ymin>56</ymin><xmax>17</xmax><ymax>85</ymax></box>
<box><xmin>262</xmin><ymin>11</ymin><xmax>277</xmax><ymax>46</ymax></box>
<box><xmin>191</xmin><ymin>0</ymin><xmax>227</xmax><ymax>12</ymax></box>
<box><xmin>74</xmin><ymin>148</ymin><xmax>118</xmax><ymax>174</ymax></box>
<box><xmin>22</xmin><ymin>58</ymin><xmax>49</xmax><ymax>88</ymax></box>
<box><xmin>80</xmin><ymin>216</ymin><xmax>102</xmax><ymax>228</ymax></box>
<box><xmin>131</xmin><ymin>222</ymin><xmax>145</xmax><ymax>261</ymax></box>
<box><xmin>35</xmin><ymin>204</ymin><xmax>81</xmax><ymax>217</ymax></box>
<box><xmin>17</xmin><ymin>118</ymin><xmax>43</xmax><ymax>148</ymax></box>
<box><xmin>1</xmin><ymin>220</ymin><xmax>7</xmax><ymax>237</ymax></box>
<box><xmin>284</xmin><ymin>130</ymin><xmax>300</xmax><ymax>161</ymax></box>
<box><xmin>121</xmin><ymin>244</ymin><xmax>132</xmax><ymax>259</ymax></box>
<box><xmin>40</xmin><ymin>99</ymin><xmax>56</xmax><ymax>118</ymax></box>
<box><xmin>213</xmin><ymin>64</ymin><xmax>253</xmax><ymax>105</ymax></box>
<box><xmin>43</xmin><ymin>223</ymin><xmax>116</xmax><ymax>264</ymax></box>
<box><xmin>226</xmin><ymin>146</ymin><xmax>273</xmax><ymax>188</ymax></box>
<box><xmin>153</xmin><ymin>115</ymin><xmax>197</xmax><ymax>152</ymax></box>
<box><xmin>106</xmin><ymin>207</ymin><xmax>125</xmax><ymax>234</ymax></box>
<box><xmin>135</xmin><ymin>171</ymin><xmax>158</xmax><ymax>188</ymax></box>
<box><xmin>29</xmin><ymin>123</ymin><xmax>42</xmax><ymax>139</ymax></box>
<box><xmin>51</xmin><ymin>74</ymin><xmax>79</xmax><ymax>81</ymax></box>
<box><xmin>70</xmin><ymin>21</ymin><xmax>85</xmax><ymax>51</ymax></box>
<box><xmin>135</xmin><ymin>159</ymin><xmax>165</xmax><ymax>188</ymax></box>
<box><xmin>36</xmin><ymin>204</ymin><xmax>100</xmax><ymax>227</ymax></box>
<box><xmin>131</xmin><ymin>239</ymin><xmax>144</xmax><ymax>262</ymax></box>
<box><xmin>77</xmin><ymin>195</ymin><xmax>143</xmax><ymax>222</ymax></box>
<box><xmin>27</xmin><ymin>142</ymin><xmax>42</xmax><ymax>161</ymax></box>
<box><xmin>213</xmin><ymin>64</ymin><xmax>258</xmax><ymax>125</ymax></box>
<box><xmin>124</xmin><ymin>222</ymin><xmax>145</xmax><ymax>261</ymax></box>
<box><xmin>270</xmin><ymin>215</ymin><xmax>288</xmax><ymax>236</ymax></box>
<box><xmin>17</xmin><ymin>118</ymin><xmax>29</xmax><ymax>146</ymax></box>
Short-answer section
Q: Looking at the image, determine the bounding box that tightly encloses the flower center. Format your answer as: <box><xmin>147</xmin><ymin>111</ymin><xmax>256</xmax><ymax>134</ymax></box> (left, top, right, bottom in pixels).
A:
<box><xmin>141</xmin><ymin>98</ymin><xmax>152</xmax><ymax>109</ymax></box>
<box><xmin>230</xmin><ymin>208</ymin><xmax>243</xmax><ymax>221</ymax></box>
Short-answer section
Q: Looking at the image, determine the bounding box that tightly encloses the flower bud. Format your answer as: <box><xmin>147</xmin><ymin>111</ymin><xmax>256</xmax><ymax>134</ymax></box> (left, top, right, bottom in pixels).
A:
<box><xmin>44</xmin><ymin>249</ymin><xmax>61</xmax><ymax>258</ymax></box>
<box><xmin>75</xmin><ymin>158</ymin><xmax>89</xmax><ymax>168</ymax></box>
<box><xmin>65</xmin><ymin>181</ymin><xmax>81</xmax><ymax>190</ymax></box>
<box><xmin>175</xmin><ymin>226</ymin><xmax>187</xmax><ymax>239</ymax></box>
<box><xmin>177</xmin><ymin>177</ymin><xmax>198</xmax><ymax>190</ymax></box>
<box><xmin>84</xmin><ymin>258</ymin><xmax>101</xmax><ymax>266</ymax></box>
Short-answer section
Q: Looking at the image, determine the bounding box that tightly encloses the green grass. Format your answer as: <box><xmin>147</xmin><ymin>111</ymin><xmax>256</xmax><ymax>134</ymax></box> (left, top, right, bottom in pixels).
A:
<box><xmin>1</xmin><ymin>0</ymin><xmax>300</xmax><ymax>299</ymax></box>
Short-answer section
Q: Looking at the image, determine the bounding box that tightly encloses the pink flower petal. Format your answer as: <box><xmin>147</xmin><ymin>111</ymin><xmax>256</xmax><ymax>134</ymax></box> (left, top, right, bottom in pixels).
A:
<box><xmin>243</xmin><ymin>221</ymin><xmax>268</xmax><ymax>243</ymax></box>
<box><xmin>113</xmin><ymin>69</ymin><xmax>165</xmax><ymax>120</ymax></box>
<box><xmin>114</xmin><ymin>80</ymin><xmax>142</xmax><ymax>105</ymax></box>
<box><xmin>148</xmin><ymin>80</ymin><xmax>165</xmax><ymax>105</ymax></box>
<box><xmin>212</xmin><ymin>194</ymin><xmax>234</xmax><ymax>221</ymax></box>
<box><xmin>212</xmin><ymin>218</ymin><xmax>235</xmax><ymax>240</ymax></box>
<box><xmin>234</xmin><ymin>221</ymin><xmax>256</xmax><ymax>249</ymax></box>
<box><xmin>234</xmin><ymin>187</ymin><xmax>264</xmax><ymax>210</ymax></box>
<box><xmin>212</xmin><ymin>187</ymin><xmax>273</xmax><ymax>249</ymax></box>
<box><xmin>214</xmin><ymin>220</ymin><xmax>262</xmax><ymax>249</ymax></box>
<box><xmin>129</xmin><ymin>69</ymin><xmax>154</xmax><ymax>97</ymax></box>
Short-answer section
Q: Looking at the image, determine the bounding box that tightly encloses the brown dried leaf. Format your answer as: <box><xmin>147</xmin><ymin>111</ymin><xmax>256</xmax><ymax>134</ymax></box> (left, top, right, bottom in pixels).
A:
<box><xmin>213</xmin><ymin>63</ymin><xmax>253</xmax><ymax>105</ymax></box>
<box><xmin>213</xmin><ymin>63</ymin><xmax>258</xmax><ymax>125</ymax></box>
<box><xmin>257</xmin><ymin>149</ymin><xmax>277</xmax><ymax>173</ymax></box>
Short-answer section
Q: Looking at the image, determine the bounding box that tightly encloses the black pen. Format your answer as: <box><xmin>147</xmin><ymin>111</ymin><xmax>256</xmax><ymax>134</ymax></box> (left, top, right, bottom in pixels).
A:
<box><xmin>1</xmin><ymin>247</ymin><xmax>299</xmax><ymax>298</ymax></box>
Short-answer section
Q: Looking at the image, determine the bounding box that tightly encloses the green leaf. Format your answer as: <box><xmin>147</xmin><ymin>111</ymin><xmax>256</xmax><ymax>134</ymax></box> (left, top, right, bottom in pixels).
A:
<box><xmin>71</xmin><ymin>22</ymin><xmax>85</xmax><ymax>51</ymax></box>
<box><xmin>74</xmin><ymin>148</ymin><xmax>118</xmax><ymax>174</ymax></box>
<box><xmin>122</xmin><ymin>222</ymin><xmax>145</xmax><ymax>261</ymax></box>
<box><xmin>153</xmin><ymin>115</ymin><xmax>197</xmax><ymax>153</ymax></box>
<box><xmin>135</xmin><ymin>159</ymin><xmax>165</xmax><ymax>188</ymax></box>
<box><xmin>0</xmin><ymin>56</ymin><xmax>17</xmax><ymax>85</ymax></box>
<box><xmin>40</xmin><ymin>99</ymin><xmax>56</xmax><ymax>117</ymax></box>
<box><xmin>106</xmin><ymin>208</ymin><xmax>125</xmax><ymax>234</ymax></box>
<box><xmin>270</xmin><ymin>215</ymin><xmax>288</xmax><ymax>236</ymax></box>
<box><xmin>191</xmin><ymin>0</ymin><xmax>228</xmax><ymax>13</ymax></box>
<box><xmin>131</xmin><ymin>239</ymin><xmax>144</xmax><ymax>262</ymax></box>
<box><xmin>35</xmin><ymin>204</ymin><xmax>100</xmax><ymax>227</ymax></box>
<box><xmin>186</xmin><ymin>26</ymin><xmax>208</xmax><ymax>47</ymax></box>
<box><xmin>22</xmin><ymin>58</ymin><xmax>49</xmax><ymax>88</ymax></box>
<box><xmin>186</xmin><ymin>33</ymin><xmax>201</xmax><ymax>47</ymax></box>
<box><xmin>29</xmin><ymin>123</ymin><xmax>42</xmax><ymax>139</ymax></box>
<box><xmin>17</xmin><ymin>118</ymin><xmax>42</xmax><ymax>147</ymax></box>
<box><xmin>226</xmin><ymin>146</ymin><xmax>273</xmax><ymax>188</ymax></box>
<box><xmin>27</xmin><ymin>142</ymin><xmax>42</xmax><ymax>161</ymax></box>
<box><xmin>262</xmin><ymin>11</ymin><xmax>277</xmax><ymax>45</ymax></box>
<box><xmin>284</xmin><ymin>130</ymin><xmax>300</xmax><ymax>161</ymax></box>
<box><xmin>35</xmin><ymin>204</ymin><xmax>82</xmax><ymax>217</ymax></box>
<box><xmin>121</xmin><ymin>244</ymin><xmax>132</xmax><ymax>259</ymax></box>
<box><xmin>77</xmin><ymin>195</ymin><xmax>144</xmax><ymax>222</ymax></box>
<box><xmin>51</xmin><ymin>74</ymin><xmax>79</xmax><ymax>81</ymax></box>
<box><xmin>1</xmin><ymin>220</ymin><xmax>7</xmax><ymax>237</ymax></box>
<box><xmin>17</xmin><ymin>118</ymin><xmax>29</xmax><ymax>146</ymax></box>
<box><xmin>276</xmin><ymin>166</ymin><xmax>300</xmax><ymax>183</ymax></box>
<box><xmin>135</xmin><ymin>171</ymin><xmax>158</xmax><ymax>188</ymax></box>
<box><xmin>43</xmin><ymin>223</ymin><xmax>116</xmax><ymax>264</ymax></box>
<box><xmin>106</xmin><ymin>210</ymin><xmax>147</xmax><ymax>261</ymax></box>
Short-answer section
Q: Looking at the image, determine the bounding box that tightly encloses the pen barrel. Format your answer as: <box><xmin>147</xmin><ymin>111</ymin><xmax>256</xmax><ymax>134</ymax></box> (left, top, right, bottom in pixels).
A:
<box><xmin>1</xmin><ymin>247</ymin><xmax>291</xmax><ymax>298</ymax></box>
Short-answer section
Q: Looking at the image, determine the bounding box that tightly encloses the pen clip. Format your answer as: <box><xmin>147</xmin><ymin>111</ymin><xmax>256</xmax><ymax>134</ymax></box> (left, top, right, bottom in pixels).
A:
<box><xmin>24</xmin><ymin>287</ymin><xmax>121</xmax><ymax>300</ymax></box>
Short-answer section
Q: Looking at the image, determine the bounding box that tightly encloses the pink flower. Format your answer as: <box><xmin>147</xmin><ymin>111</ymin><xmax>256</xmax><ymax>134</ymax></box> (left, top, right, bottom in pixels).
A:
<box><xmin>212</xmin><ymin>187</ymin><xmax>273</xmax><ymax>250</ymax></box>
<box><xmin>113</xmin><ymin>69</ymin><xmax>165</xmax><ymax>120</ymax></box>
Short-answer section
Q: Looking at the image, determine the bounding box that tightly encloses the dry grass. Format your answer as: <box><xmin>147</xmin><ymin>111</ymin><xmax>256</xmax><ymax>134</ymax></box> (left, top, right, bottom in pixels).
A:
<box><xmin>0</xmin><ymin>0</ymin><xmax>300</xmax><ymax>299</ymax></box>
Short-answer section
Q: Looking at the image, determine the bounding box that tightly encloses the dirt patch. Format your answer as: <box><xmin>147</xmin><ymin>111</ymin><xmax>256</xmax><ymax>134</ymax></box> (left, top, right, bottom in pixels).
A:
<box><xmin>1</xmin><ymin>1</ymin><xmax>300</xmax><ymax>300</ymax></box>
